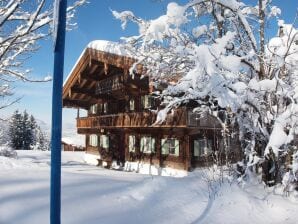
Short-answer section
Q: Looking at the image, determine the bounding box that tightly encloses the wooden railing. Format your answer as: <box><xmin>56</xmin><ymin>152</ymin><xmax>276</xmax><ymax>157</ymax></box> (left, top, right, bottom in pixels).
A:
<box><xmin>77</xmin><ymin>109</ymin><xmax>187</xmax><ymax>129</ymax></box>
<box><xmin>95</xmin><ymin>74</ymin><xmax>149</xmax><ymax>95</ymax></box>
<box><xmin>95</xmin><ymin>75</ymin><xmax>124</xmax><ymax>95</ymax></box>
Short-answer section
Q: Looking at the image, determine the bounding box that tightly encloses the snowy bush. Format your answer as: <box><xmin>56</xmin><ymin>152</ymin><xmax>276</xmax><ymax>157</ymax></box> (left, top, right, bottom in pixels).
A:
<box><xmin>0</xmin><ymin>146</ymin><xmax>17</xmax><ymax>159</ymax></box>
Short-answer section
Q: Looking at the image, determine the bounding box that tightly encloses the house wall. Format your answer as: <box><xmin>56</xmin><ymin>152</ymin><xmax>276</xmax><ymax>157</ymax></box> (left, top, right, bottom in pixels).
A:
<box><xmin>62</xmin><ymin>143</ymin><xmax>85</xmax><ymax>152</ymax></box>
<box><xmin>83</xmin><ymin>127</ymin><xmax>240</xmax><ymax>171</ymax></box>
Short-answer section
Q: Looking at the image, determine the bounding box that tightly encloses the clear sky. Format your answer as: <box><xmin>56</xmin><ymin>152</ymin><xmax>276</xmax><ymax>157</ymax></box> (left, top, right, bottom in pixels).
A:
<box><xmin>1</xmin><ymin>0</ymin><xmax>297</xmax><ymax>127</ymax></box>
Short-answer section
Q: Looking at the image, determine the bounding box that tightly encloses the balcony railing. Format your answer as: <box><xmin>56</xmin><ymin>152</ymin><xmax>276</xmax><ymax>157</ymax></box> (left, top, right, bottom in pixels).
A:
<box><xmin>95</xmin><ymin>75</ymin><xmax>124</xmax><ymax>95</ymax></box>
<box><xmin>77</xmin><ymin>109</ymin><xmax>187</xmax><ymax>129</ymax></box>
<box><xmin>95</xmin><ymin>74</ymin><xmax>149</xmax><ymax>95</ymax></box>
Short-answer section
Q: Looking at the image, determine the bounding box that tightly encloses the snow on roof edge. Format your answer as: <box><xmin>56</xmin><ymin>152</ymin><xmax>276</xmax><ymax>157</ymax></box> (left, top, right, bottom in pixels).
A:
<box><xmin>87</xmin><ymin>40</ymin><xmax>132</xmax><ymax>57</ymax></box>
<box><xmin>62</xmin><ymin>137</ymin><xmax>85</xmax><ymax>147</ymax></box>
<box><xmin>63</xmin><ymin>47</ymin><xmax>87</xmax><ymax>86</ymax></box>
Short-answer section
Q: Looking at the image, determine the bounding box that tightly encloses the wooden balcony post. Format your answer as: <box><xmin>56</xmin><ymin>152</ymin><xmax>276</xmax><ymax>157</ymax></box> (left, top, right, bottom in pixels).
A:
<box><xmin>77</xmin><ymin>108</ymin><xmax>80</xmax><ymax>118</ymax></box>
<box><xmin>184</xmin><ymin>134</ymin><xmax>191</xmax><ymax>171</ymax></box>
<box><xmin>124</xmin><ymin>132</ymin><xmax>129</xmax><ymax>162</ymax></box>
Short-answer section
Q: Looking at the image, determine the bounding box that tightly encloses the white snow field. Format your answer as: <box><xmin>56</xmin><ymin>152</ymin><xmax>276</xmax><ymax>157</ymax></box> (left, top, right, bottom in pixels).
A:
<box><xmin>0</xmin><ymin>150</ymin><xmax>297</xmax><ymax>224</ymax></box>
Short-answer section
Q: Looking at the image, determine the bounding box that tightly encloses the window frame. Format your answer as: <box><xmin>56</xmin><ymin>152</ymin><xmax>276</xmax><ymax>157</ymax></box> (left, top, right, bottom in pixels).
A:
<box><xmin>128</xmin><ymin>135</ymin><xmax>136</xmax><ymax>152</ymax></box>
<box><xmin>103</xmin><ymin>102</ymin><xmax>108</xmax><ymax>114</ymax></box>
<box><xmin>140</xmin><ymin>136</ymin><xmax>155</xmax><ymax>154</ymax></box>
<box><xmin>194</xmin><ymin>138</ymin><xmax>213</xmax><ymax>157</ymax></box>
<box><xmin>141</xmin><ymin>95</ymin><xmax>151</xmax><ymax>109</ymax></box>
<box><xmin>89</xmin><ymin>104</ymin><xmax>98</xmax><ymax>115</ymax></box>
<box><xmin>99</xmin><ymin>134</ymin><xmax>109</xmax><ymax>149</ymax></box>
<box><xmin>161</xmin><ymin>138</ymin><xmax>179</xmax><ymax>156</ymax></box>
<box><xmin>89</xmin><ymin>134</ymin><xmax>98</xmax><ymax>147</ymax></box>
<box><xmin>129</xmin><ymin>98</ymin><xmax>135</xmax><ymax>111</ymax></box>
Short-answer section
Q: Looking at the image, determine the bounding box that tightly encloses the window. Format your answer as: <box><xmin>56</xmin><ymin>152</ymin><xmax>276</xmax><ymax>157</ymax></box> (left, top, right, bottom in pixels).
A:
<box><xmin>103</xmin><ymin>103</ymin><xmax>108</xmax><ymax>114</ymax></box>
<box><xmin>141</xmin><ymin>95</ymin><xmax>151</xmax><ymax>109</ymax></box>
<box><xmin>98</xmin><ymin>103</ymin><xmax>103</xmax><ymax>114</ymax></box>
<box><xmin>89</xmin><ymin>104</ymin><xmax>97</xmax><ymax>114</ymax></box>
<box><xmin>89</xmin><ymin>134</ymin><xmax>98</xmax><ymax>147</ymax></box>
<box><xmin>129</xmin><ymin>99</ymin><xmax>135</xmax><ymax>111</ymax></box>
<box><xmin>194</xmin><ymin>138</ymin><xmax>213</xmax><ymax>156</ymax></box>
<box><xmin>100</xmin><ymin>135</ymin><xmax>109</xmax><ymax>149</ymax></box>
<box><xmin>161</xmin><ymin>138</ymin><xmax>179</xmax><ymax>156</ymax></box>
<box><xmin>140</xmin><ymin>136</ymin><xmax>155</xmax><ymax>153</ymax></box>
<box><xmin>128</xmin><ymin>135</ymin><xmax>136</xmax><ymax>152</ymax></box>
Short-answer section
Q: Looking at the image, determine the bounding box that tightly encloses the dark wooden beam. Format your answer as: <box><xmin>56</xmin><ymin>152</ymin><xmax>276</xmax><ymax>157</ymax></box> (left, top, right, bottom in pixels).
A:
<box><xmin>70</xmin><ymin>92</ymin><xmax>98</xmax><ymax>102</ymax></box>
<box><xmin>63</xmin><ymin>99</ymin><xmax>90</xmax><ymax>109</ymax></box>
<box><xmin>89</xmin><ymin>59</ymin><xmax>103</xmax><ymax>67</ymax></box>
<box><xmin>71</xmin><ymin>86</ymin><xmax>95</xmax><ymax>95</ymax></box>
<box><xmin>80</xmin><ymin>72</ymin><xmax>101</xmax><ymax>81</ymax></box>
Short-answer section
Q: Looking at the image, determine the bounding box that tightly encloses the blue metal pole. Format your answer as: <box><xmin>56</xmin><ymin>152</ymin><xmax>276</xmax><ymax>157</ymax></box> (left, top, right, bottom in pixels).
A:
<box><xmin>51</xmin><ymin>1</ymin><xmax>67</xmax><ymax>224</ymax></box>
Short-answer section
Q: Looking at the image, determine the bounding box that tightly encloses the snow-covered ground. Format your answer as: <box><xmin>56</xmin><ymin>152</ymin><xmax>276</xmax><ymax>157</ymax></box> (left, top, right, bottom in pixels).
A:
<box><xmin>0</xmin><ymin>150</ymin><xmax>297</xmax><ymax>224</ymax></box>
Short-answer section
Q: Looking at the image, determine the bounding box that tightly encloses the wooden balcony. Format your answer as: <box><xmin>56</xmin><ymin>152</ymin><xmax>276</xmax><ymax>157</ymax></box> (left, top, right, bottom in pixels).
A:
<box><xmin>95</xmin><ymin>74</ymin><xmax>125</xmax><ymax>95</ymax></box>
<box><xmin>76</xmin><ymin>108</ymin><xmax>224</xmax><ymax>133</ymax></box>
<box><xmin>95</xmin><ymin>74</ymin><xmax>149</xmax><ymax>96</ymax></box>
<box><xmin>77</xmin><ymin>109</ymin><xmax>187</xmax><ymax>130</ymax></box>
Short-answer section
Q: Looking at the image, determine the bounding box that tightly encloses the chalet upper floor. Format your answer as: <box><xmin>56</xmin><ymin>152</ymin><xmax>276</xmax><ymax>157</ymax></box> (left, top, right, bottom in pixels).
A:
<box><xmin>62</xmin><ymin>40</ymin><xmax>225</xmax><ymax>130</ymax></box>
<box><xmin>63</xmin><ymin>41</ymin><xmax>149</xmax><ymax>110</ymax></box>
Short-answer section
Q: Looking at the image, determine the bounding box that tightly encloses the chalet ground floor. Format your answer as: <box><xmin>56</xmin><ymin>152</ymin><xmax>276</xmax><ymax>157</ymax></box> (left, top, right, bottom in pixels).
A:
<box><xmin>82</xmin><ymin>127</ymin><xmax>241</xmax><ymax>171</ymax></box>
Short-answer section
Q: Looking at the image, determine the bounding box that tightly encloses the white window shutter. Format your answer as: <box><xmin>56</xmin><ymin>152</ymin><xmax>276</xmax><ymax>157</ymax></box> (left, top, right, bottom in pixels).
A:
<box><xmin>194</xmin><ymin>140</ymin><xmax>200</xmax><ymax>157</ymax></box>
<box><xmin>95</xmin><ymin>135</ymin><xmax>98</xmax><ymax>146</ymax></box>
<box><xmin>129</xmin><ymin>135</ymin><xmax>135</xmax><ymax>152</ymax></box>
<box><xmin>174</xmin><ymin>139</ymin><xmax>179</xmax><ymax>156</ymax></box>
<box><xmin>140</xmin><ymin>137</ymin><xmax>144</xmax><ymax>152</ymax></box>
<box><xmin>151</xmin><ymin>137</ymin><xmax>155</xmax><ymax>153</ymax></box>
<box><xmin>161</xmin><ymin>139</ymin><xmax>168</xmax><ymax>154</ymax></box>
<box><xmin>106</xmin><ymin>136</ymin><xmax>109</xmax><ymax>148</ymax></box>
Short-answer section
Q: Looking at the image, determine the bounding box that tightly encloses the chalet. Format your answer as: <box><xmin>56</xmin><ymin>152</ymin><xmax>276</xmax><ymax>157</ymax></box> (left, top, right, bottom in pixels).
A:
<box><xmin>62</xmin><ymin>40</ymin><xmax>241</xmax><ymax>171</ymax></box>
<box><xmin>62</xmin><ymin>139</ymin><xmax>85</xmax><ymax>152</ymax></box>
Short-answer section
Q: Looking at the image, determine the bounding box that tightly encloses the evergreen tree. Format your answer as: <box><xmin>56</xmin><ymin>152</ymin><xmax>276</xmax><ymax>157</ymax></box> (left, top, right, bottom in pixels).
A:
<box><xmin>29</xmin><ymin>115</ymin><xmax>38</xmax><ymax>147</ymax></box>
<box><xmin>36</xmin><ymin>127</ymin><xmax>50</xmax><ymax>151</ymax></box>
<box><xmin>9</xmin><ymin>110</ymin><xmax>23</xmax><ymax>149</ymax></box>
<box><xmin>8</xmin><ymin>110</ymin><xmax>49</xmax><ymax>150</ymax></box>
<box><xmin>22</xmin><ymin>111</ymin><xmax>32</xmax><ymax>150</ymax></box>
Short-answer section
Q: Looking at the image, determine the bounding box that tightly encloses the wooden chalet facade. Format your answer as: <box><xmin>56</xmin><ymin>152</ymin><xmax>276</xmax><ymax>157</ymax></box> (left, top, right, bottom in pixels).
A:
<box><xmin>63</xmin><ymin>41</ymin><xmax>241</xmax><ymax>171</ymax></box>
<box><xmin>62</xmin><ymin>141</ymin><xmax>85</xmax><ymax>152</ymax></box>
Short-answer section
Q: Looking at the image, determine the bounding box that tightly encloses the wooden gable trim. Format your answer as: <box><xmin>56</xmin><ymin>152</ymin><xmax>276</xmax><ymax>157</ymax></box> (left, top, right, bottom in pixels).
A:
<box><xmin>63</xmin><ymin>47</ymin><xmax>146</xmax><ymax>109</ymax></box>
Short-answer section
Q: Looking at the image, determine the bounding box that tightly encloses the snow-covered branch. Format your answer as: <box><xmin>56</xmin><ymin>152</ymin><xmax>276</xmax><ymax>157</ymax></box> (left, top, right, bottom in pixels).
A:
<box><xmin>0</xmin><ymin>0</ymin><xmax>87</xmax><ymax>109</ymax></box>
<box><xmin>114</xmin><ymin>0</ymin><xmax>298</xmax><ymax>184</ymax></box>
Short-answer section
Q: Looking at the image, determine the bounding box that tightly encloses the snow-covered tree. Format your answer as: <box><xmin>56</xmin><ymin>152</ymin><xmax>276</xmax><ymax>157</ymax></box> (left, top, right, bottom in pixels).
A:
<box><xmin>22</xmin><ymin>110</ymin><xmax>33</xmax><ymax>150</ymax></box>
<box><xmin>8</xmin><ymin>110</ymin><xmax>49</xmax><ymax>150</ymax></box>
<box><xmin>34</xmin><ymin>126</ymin><xmax>50</xmax><ymax>151</ymax></box>
<box><xmin>9</xmin><ymin>110</ymin><xmax>24</xmax><ymax>149</ymax></box>
<box><xmin>113</xmin><ymin>0</ymin><xmax>298</xmax><ymax>185</ymax></box>
<box><xmin>0</xmin><ymin>0</ymin><xmax>87</xmax><ymax>109</ymax></box>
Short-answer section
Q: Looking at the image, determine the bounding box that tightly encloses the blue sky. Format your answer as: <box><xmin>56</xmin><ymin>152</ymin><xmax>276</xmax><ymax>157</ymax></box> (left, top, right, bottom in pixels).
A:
<box><xmin>2</xmin><ymin>0</ymin><xmax>297</xmax><ymax>125</ymax></box>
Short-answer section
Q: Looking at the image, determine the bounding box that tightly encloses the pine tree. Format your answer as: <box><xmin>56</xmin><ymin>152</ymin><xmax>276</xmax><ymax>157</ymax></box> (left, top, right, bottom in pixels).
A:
<box><xmin>8</xmin><ymin>110</ymin><xmax>49</xmax><ymax>150</ymax></box>
<box><xmin>22</xmin><ymin>111</ymin><xmax>33</xmax><ymax>150</ymax></box>
<box><xmin>29</xmin><ymin>115</ymin><xmax>37</xmax><ymax>147</ymax></box>
<box><xmin>9</xmin><ymin>110</ymin><xmax>23</xmax><ymax>149</ymax></box>
<box><xmin>36</xmin><ymin>127</ymin><xmax>50</xmax><ymax>151</ymax></box>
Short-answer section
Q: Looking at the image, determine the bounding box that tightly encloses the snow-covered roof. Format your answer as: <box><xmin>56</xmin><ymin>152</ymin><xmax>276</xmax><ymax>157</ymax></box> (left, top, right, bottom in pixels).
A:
<box><xmin>87</xmin><ymin>40</ymin><xmax>132</xmax><ymax>57</ymax></box>
<box><xmin>62</xmin><ymin>136</ymin><xmax>85</xmax><ymax>147</ymax></box>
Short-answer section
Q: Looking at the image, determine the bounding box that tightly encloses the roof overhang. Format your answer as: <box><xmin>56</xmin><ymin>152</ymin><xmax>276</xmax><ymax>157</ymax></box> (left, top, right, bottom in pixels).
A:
<box><xmin>62</xmin><ymin>47</ymin><xmax>141</xmax><ymax>109</ymax></box>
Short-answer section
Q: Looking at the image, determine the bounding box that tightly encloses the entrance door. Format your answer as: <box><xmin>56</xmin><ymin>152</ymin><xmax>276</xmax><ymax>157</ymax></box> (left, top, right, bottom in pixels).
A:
<box><xmin>109</xmin><ymin>131</ymin><xmax>125</xmax><ymax>163</ymax></box>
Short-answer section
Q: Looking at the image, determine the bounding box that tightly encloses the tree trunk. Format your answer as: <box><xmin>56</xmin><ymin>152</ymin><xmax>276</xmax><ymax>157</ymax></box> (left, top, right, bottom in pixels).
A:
<box><xmin>258</xmin><ymin>0</ymin><xmax>266</xmax><ymax>80</ymax></box>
